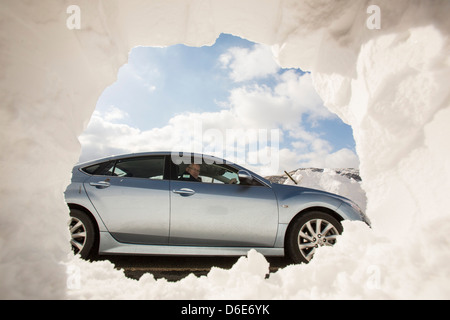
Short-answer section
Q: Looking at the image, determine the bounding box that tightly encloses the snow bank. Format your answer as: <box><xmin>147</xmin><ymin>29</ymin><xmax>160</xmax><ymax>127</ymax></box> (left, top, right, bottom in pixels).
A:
<box><xmin>287</xmin><ymin>169</ymin><xmax>365</xmax><ymax>208</ymax></box>
<box><xmin>1</xmin><ymin>0</ymin><xmax>449</xmax><ymax>299</ymax></box>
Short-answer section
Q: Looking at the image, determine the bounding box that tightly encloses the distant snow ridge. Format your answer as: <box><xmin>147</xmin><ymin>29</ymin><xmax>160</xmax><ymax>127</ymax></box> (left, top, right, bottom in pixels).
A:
<box><xmin>266</xmin><ymin>168</ymin><xmax>366</xmax><ymax>212</ymax></box>
<box><xmin>266</xmin><ymin>168</ymin><xmax>361</xmax><ymax>184</ymax></box>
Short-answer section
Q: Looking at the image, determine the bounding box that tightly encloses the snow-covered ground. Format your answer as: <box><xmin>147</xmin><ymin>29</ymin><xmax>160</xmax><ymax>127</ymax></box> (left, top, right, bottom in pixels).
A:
<box><xmin>1</xmin><ymin>0</ymin><xmax>449</xmax><ymax>299</ymax></box>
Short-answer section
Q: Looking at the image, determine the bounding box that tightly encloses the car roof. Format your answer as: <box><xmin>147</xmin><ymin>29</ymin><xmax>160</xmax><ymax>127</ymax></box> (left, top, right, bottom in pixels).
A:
<box><xmin>74</xmin><ymin>151</ymin><xmax>271</xmax><ymax>186</ymax></box>
<box><xmin>75</xmin><ymin>151</ymin><xmax>236</xmax><ymax>167</ymax></box>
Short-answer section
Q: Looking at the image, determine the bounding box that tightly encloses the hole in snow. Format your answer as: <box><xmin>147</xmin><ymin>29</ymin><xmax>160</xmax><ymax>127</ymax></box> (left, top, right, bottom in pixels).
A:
<box><xmin>3</xmin><ymin>1</ymin><xmax>448</xmax><ymax>300</ymax></box>
<box><xmin>71</xmin><ymin>33</ymin><xmax>363</xmax><ymax>284</ymax></box>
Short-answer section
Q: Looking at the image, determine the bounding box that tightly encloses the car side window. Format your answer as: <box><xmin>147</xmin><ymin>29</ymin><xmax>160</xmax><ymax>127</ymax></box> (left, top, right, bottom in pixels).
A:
<box><xmin>82</xmin><ymin>161</ymin><xmax>114</xmax><ymax>176</ymax></box>
<box><xmin>199</xmin><ymin>163</ymin><xmax>239</xmax><ymax>184</ymax></box>
<box><xmin>112</xmin><ymin>156</ymin><xmax>165</xmax><ymax>179</ymax></box>
<box><xmin>173</xmin><ymin>159</ymin><xmax>262</xmax><ymax>186</ymax></box>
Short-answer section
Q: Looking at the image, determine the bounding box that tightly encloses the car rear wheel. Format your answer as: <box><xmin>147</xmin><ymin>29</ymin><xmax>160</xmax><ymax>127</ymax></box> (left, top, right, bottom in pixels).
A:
<box><xmin>286</xmin><ymin>211</ymin><xmax>343</xmax><ymax>264</ymax></box>
<box><xmin>69</xmin><ymin>209</ymin><xmax>96</xmax><ymax>259</ymax></box>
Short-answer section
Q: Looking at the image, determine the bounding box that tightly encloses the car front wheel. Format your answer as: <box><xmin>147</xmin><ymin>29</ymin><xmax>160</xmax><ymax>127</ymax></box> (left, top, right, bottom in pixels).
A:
<box><xmin>286</xmin><ymin>211</ymin><xmax>343</xmax><ymax>264</ymax></box>
<box><xmin>68</xmin><ymin>209</ymin><xmax>96</xmax><ymax>259</ymax></box>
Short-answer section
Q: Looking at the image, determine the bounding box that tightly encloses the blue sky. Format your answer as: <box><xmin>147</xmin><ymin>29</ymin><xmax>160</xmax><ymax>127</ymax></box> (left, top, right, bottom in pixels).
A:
<box><xmin>79</xmin><ymin>34</ymin><xmax>358</xmax><ymax>175</ymax></box>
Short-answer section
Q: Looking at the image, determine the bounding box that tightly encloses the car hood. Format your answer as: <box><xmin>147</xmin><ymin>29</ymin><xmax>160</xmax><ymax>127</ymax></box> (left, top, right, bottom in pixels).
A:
<box><xmin>270</xmin><ymin>182</ymin><xmax>352</xmax><ymax>202</ymax></box>
<box><xmin>270</xmin><ymin>182</ymin><xmax>370</xmax><ymax>225</ymax></box>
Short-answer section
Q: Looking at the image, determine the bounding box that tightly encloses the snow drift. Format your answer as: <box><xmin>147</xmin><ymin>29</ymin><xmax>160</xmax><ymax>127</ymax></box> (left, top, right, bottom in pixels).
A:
<box><xmin>0</xmin><ymin>0</ymin><xmax>449</xmax><ymax>299</ymax></box>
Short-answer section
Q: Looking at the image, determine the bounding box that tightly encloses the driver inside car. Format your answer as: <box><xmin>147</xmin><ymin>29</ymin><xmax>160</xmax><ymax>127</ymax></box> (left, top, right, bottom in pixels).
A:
<box><xmin>179</xmin><ymin>163</ymin><xmax>202</xmax><ymax>182</ymax></box>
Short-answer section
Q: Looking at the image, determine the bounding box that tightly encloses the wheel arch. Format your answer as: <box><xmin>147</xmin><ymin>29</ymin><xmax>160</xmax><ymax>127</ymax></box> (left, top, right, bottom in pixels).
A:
<box><xmin>68</xmin><ymin>202</ymin><xmax>103</xmax><ymax>228</ymax></box>
<box><xmin>283</xmin><ymin>206</ymin><xmax>344</xmax><ymax>252</ymax></box>
<box><xmin>67</xmin><ymin>203</ymin><xmax>100</xmax><ymax>253</ymax></box>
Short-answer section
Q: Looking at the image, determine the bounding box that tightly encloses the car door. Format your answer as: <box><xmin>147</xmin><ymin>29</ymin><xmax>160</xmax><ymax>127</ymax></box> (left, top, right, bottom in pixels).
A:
<box><xmin>169</xmin><ymin>160</ymin><xmax>279</xmax><ymax>247</ymax></box>
<box><xmin>84</xmin><ymin>155</ymin><xmax>170</xmax><ymax>244</ymax></box>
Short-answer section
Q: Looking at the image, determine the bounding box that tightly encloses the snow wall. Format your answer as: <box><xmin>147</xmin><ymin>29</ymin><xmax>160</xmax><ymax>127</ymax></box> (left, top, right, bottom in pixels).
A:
<box><xmin>0</xmin><ymin>0</ymin><xmax>449</xmax><ymax>299</ymax></box>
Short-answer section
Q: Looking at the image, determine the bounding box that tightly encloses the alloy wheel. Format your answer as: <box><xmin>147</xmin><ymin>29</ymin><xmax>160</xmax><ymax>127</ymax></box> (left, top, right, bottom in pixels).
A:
<box><xmin>69</xmin><ymin>216</ymin><xmax>87</xmax><ymax>254</ymax></box>
<box><xmin>297</xmin><ymin>218</ymin><xmax>339</xmax><ymax>261</ymax></box>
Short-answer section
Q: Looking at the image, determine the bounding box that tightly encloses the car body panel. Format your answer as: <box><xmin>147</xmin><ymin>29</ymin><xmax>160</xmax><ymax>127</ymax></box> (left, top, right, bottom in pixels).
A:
<box><xmin>65</xmin><ymin>151</ymin><xmax>369</xmax><ymax>257</ymax></box>
<box><xmin>169</xmin><ymin>179</ymin><xmax>278</xmax><ymax>247</ymax></box>
<box><xmin>84</xmin><ymin>175</ymin><xmax>170</xmax><ymax>244</ymax></box>
<box><xmin>272</xmin><ymin>184</ymin><xmax>342</xmax><ymax>223</ymax></box>
<box><xmin>65</xmin><ymin>168</ymin><xmax>109</xmax><ymax>233</ymax></box>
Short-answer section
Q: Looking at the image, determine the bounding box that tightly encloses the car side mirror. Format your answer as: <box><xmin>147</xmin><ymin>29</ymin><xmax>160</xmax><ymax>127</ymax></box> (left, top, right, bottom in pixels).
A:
<box><xmin>238</xmin><ymin>170</ymin><xmax>253</xmax><ymax>184</ymax></box>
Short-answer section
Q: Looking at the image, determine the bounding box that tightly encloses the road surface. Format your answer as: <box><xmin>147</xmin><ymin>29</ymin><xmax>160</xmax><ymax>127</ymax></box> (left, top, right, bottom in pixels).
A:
<box><xmin>94</xmin><ymin>255</ymin><xmax>292</xmax><ymax>282</ymax></box>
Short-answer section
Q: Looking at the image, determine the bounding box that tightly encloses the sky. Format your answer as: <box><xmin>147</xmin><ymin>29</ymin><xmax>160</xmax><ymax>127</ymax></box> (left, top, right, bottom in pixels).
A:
<box><xmin>79</xmin><ymin>33</ymin><xmax>358</xmax><ymax>175</ymax></box>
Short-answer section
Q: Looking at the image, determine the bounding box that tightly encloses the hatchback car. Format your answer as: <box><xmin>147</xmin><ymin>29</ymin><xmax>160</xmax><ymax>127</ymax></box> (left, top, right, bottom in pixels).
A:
<box><xmin>65</xmin><ymin>152</ymin><xmax>369</xmax><ymax>263</ymax></box>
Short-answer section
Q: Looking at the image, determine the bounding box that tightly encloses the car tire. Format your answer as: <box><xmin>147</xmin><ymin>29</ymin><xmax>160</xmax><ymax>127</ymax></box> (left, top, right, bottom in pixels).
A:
<box><xmin>69</xmin><ymin>209</ymin><xmax>96</xmax><ymax>260</ymax></box>
<box><xmin>286</xmin><ymin>211</ymin><xmax>343</xmax><ymax>264</ymax></box>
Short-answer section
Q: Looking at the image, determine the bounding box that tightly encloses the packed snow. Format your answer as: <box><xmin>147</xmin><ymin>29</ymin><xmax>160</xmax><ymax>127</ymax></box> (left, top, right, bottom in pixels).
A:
<box><xmin>0</xmin><ymin>0</ymin><xmax>449</xmax><ymax>299</ymax></box>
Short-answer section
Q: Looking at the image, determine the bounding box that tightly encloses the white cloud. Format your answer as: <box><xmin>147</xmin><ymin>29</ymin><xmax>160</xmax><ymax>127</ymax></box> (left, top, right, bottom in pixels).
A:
<box><xmin>79</xmin><ymin>71</ymin><xmax>359</xmax><ymax>173</ymax></box>
<box><xmin>79</xmin><ymin>44</ymin><xmax>356</xmax><ymax>172</ymax></box>
<box><xmin>226</xmin><ymin>72</ymin><xmax>334</xmax><ymax>131</ymax></box>
<box><xmin>298</xmin><ymin>147</ymin><xmax>360</xmax><ymax>169</ymax></box>
<box><xmin>219</xmin><ymin>44</ymin><xmax>280</xmax><ymax>82</ymax></box>
<box><xmin>102</xmin><ymin>106</ymin><xmax>129</xmax><ymax>122</ymax></box>
<box><xmin>277</xmin><ymin>141</ymin><xmax>359</xmax><ymax>172</ymax></box>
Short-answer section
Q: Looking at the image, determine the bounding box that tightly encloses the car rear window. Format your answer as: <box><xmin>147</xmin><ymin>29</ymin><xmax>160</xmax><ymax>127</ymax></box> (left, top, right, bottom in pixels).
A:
<box><xmin>81</xmin><ymin>161</ymin><xmax>114</xmax><ymax>175</ymax></box>
<box><xmin>112</xmin><ymin>156</ymin><xmax>165</xmax><ymax>179</ymax></box>
<box><xmin>82</xmin><ymin>157</ymin><xmax>165</xmax><ymax>179</ymax></box>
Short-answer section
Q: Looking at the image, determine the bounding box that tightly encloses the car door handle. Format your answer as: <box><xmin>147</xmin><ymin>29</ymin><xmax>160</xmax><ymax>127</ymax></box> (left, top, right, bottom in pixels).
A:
<box><xmin>89</xmin><ymin>180</ymin><xmax>111</xmax><ymax>188</ymax></box>
<box><xmin>172</xmin><ymin>188</ymin><xmax>195</xmax><ymax>196</ymax></box>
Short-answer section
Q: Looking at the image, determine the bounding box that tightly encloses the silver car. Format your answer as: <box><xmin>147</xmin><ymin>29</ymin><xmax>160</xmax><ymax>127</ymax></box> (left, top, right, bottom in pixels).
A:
<box><xmin>65</xmin><ymin>152</ymin><xmax>370</xmax><ymax>263</ymax></box>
